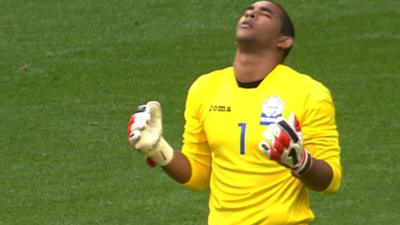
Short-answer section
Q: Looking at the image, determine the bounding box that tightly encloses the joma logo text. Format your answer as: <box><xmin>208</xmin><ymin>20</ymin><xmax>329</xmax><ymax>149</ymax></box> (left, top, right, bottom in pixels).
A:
<box><xmin>209</xmin><ymin>105</ymin><xmax>232</xmax><ymax>112</ymax></box>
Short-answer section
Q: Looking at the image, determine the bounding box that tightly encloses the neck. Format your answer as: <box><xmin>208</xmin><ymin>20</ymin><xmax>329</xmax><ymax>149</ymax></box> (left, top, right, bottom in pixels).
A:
<box><xmin>233</xmin><ymin>43</ymin><xmax>282</xmax><ymax>83</ymax></box>
<box><xmin>233</xmin><ymin>48</ymin><xmax>281</xmax><ymax>82</ymax></box>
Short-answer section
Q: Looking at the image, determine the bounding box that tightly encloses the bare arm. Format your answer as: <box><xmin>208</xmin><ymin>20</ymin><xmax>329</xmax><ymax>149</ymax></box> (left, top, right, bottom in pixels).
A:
<box><xmin>162</xmin><ymin>151</ymin><xmax>192</xmax><ymax>184</ymax></box>
<box><xmin>298</xmin><ymin>158</ymin><xmax>333</xmax><ymax>192</ymax></box>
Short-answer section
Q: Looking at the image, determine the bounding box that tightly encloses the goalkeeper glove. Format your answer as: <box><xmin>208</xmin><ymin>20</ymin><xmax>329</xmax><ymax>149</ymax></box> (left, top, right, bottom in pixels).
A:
<box><xmin>259</xmin><ymin>113</ymin><xmax>313</xmax><ymax>177</ymax></box>
<box><xmin>127</xmin><ymin>101</ymin><xmax>174</xmax><ymax>166</ymax></box>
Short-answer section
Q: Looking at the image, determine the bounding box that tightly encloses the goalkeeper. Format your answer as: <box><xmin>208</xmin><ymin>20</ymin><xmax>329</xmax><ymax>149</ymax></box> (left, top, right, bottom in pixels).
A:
<box><xmin>128</xmin><ymin>1</ymin><xmax>342</xmax><ymax>224</ymax></box>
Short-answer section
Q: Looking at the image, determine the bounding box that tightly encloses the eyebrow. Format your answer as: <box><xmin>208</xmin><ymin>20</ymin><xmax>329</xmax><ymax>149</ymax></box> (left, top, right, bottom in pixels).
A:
<box><xmin>244</xmin><ymin>6</ymin><xmax>275</xmax><ymax>15</ymax></box>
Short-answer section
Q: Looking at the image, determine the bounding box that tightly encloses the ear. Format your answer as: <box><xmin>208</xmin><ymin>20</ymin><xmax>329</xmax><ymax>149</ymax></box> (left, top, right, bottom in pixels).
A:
<box><xmin>277</xmin><ymin>35</ymin><xmax>294</xmax><ymax>51</ymax></box>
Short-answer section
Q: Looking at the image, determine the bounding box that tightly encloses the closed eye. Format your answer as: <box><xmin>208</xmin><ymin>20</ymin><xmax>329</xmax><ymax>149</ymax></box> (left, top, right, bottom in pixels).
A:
<box><xmin>242</xmin><ymin>6</ymin><xmax>274</xmax><ymax>18</ymax></box>
<box><xmin>259</xmin><ymin>7</ymin><xmax>274</xmax><ymax>18</ymax></box>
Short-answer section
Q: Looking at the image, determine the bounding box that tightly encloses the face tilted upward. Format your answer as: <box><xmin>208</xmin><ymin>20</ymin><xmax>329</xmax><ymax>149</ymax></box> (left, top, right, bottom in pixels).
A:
<box><xmin>236</xmin><ymin>1</ymin><xmax>285</xmax><ymax>47</ymax></box>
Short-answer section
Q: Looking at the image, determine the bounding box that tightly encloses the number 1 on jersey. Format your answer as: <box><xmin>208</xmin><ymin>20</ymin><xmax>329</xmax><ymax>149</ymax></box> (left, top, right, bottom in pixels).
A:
<box><xmin>238</xmin><ymin>123</ymin><xmax>247</xmax><ymax>155</ymax></box>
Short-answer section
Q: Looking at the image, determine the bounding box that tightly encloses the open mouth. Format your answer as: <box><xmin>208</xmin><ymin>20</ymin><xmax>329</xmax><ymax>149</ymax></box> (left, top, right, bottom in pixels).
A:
<box><xmin>240</xmin><ymin>21</ymin><xmax>253</xmax><ymax>29</ymax></box>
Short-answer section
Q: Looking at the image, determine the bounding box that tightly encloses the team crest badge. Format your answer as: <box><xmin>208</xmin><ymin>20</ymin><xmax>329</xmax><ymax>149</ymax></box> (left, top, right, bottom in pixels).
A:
<box><xmin>260</xmin><ymin>96</ymin><xmax>285</xmax><ymax>125</ymax></box>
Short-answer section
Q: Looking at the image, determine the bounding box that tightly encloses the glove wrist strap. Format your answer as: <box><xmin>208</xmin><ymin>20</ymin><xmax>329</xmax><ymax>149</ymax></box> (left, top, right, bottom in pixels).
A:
<box><xmin>292</xmin><ymin>150</ymin><xmax>313</xmax><ymax>177</ymax></box>
<box><xmin>148</xmin><ymin>138</ymin><xmax>174</xmax><ymax>166</ymax></box>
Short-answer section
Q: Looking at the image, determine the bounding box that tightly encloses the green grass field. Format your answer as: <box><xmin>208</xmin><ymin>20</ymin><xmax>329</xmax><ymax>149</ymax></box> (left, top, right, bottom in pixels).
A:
<box><xmin>1</xmin><ymin>0</ymin><xmax>399</xmax><ymax>224</ymax></box>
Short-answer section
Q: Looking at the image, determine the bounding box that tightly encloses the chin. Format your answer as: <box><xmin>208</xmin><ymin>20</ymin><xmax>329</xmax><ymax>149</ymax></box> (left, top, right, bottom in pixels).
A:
<box><xmin>236</xmin><ymin>29</ymin><xmax>256</xmax><ymax>40</ymax></box>
<box><xmin>236</xmin><ymin>35</ymin><xmax>256</xmax><ymax>44</ymax></box>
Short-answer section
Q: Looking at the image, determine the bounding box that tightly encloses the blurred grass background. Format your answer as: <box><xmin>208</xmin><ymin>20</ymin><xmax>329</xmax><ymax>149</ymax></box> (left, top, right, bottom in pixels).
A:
<box><xmin>0</xmin><ymin>0</ymin><xmax>399</xmax><ymax>224</ymax></box>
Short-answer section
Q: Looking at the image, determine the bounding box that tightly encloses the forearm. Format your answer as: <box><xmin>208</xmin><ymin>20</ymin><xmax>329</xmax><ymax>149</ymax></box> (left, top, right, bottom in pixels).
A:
<box><xmin>298</xmin><ymin>158</ymin><xmax>333</xmax><ymax>192</ymax></box>
<box><xmin>162</xmin><ymin>151</ymin><xmax>192</xmax><ymax>184</ymax></box>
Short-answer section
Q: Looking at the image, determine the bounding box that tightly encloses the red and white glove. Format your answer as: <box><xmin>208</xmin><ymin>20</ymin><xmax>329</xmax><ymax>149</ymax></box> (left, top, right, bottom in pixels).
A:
<box><xmin>128</xmin><ymin>101</ymin><xmax>174</xmax><ymax>167</ymax></box>
<box><xmin>259</xmin><ymin>113</ymin><xmax>313</xmax><ymax>177</ymax></box>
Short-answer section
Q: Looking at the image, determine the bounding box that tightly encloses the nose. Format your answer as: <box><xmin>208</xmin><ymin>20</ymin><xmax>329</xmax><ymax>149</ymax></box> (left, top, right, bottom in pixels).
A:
<box><xmin>244</xmin><ymin>9</ymin><xmax>256</xmax><ymax>19</ymax></box>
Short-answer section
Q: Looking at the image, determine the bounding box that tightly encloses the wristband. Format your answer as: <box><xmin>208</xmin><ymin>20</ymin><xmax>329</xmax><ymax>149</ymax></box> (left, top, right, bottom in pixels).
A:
<box><xmin>292</xmin><ymin>150</ymin><xmax>313</xmax><ymax>177</ymax></box>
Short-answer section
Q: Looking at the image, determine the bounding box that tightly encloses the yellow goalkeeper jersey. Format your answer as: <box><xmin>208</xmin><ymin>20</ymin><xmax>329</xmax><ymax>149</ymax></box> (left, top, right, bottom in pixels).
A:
<box><xmin>181</xmin><ymin>64</ymin><xmax>342</xmax><ymax>225</ymax></box>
